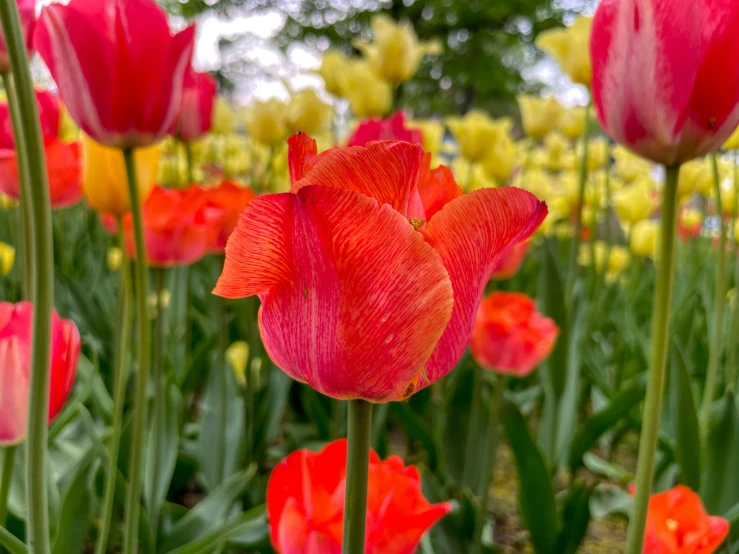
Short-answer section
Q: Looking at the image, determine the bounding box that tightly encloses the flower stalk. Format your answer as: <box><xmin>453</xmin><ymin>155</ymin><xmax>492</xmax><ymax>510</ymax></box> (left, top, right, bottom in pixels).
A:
<box><xmin>342</xmin><ymin>399</ymin><xmax>373</xmax><ymax>554</ymax></box>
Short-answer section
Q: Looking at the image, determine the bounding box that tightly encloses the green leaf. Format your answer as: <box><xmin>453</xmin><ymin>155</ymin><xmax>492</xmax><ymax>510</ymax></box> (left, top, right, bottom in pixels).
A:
<box><xmin>569</xmin><ymin>375</ymin><xmax>646</xmax><ymax>469</ymax></box>
<box><xmin>538</xmin><ymin>238</ymin><xmax>569</xmax><ymax>399</ymax></box>
<box><xmin>0</xmin><ymin>526</ymin><xmax>27</xmax><ymax>554</ymax></box>
<box><xmin>392</xmin><ymin>401</ymin><xmax>440</xmax><ymax>472</ymax></box>
<box><xmin>582</xmin><ymin>453</ymin><xmax>632</xmax><ymax>484</ymax></box>
<box><xmin>556</xmin><ymin>482</ymin><xmax>595</xmax><ymax>554</ymax></box>
<box><xmin>158</xmin><ymin>465</ymin><xmax>256</xmax><ymax>553</ymax></box>
<box><xmin>701</xmin><ymin>393</ymin><xmax>739</xmax><ymax>514</ymax></box>
<box><xmin>502</xmin><ymin>397</ymin><xmax>560</xmax><ymax>554</ymax></box>
<box><xmin>144</xmin><ymin>376</ymin><xmax>182</xmax><ymax>525</ymax></box>
<box><xmin>52</xmin><ymin>450</ymin><xmax>97</xmax><ymax>554</ymax></box>
<box><xmin>670</xmin><ymin>343</ymin><xmax>701</xmax><ymax>490</ymax></box>
<box><xmin>253</xmin><ymin>366</ymin><xmax>292</xmax><ymax>457</ymax></box>
<box><xmin>442</xmin><ymin>359</ymin><xmax>475</xmax><ymax>484</ymax></box>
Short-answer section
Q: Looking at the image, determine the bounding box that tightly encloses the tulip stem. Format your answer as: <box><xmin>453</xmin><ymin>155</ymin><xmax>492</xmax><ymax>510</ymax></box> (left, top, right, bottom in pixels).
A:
<box><xmin>565</xmin><ymin>102</ymin><xmax>592</xmax><ymax>305</ymax></box>
<box><xmin>624</xmin><ymin>163</ymin><xmax>680</xmax><ymax>554</ymax></box>
<box><xmin>0</xmin><ymin>72</ymin><xmax>31</xmax><ymax>299</ymax></box>
<box><xmin>700</xmin><ymin>154</ymin><xmax>729</xmax><ymax>434</ymax></box>
<box><xmin>149</xmin><ymin>267</ymin><xmax>167</xmax><ymax>530</ymax></box>
<box><xmin>471</xmin><ymin>375</ymin><xmax>504</xmax><ymax>554</ymax></box>
<box><xmin>122</xmin><ymin>147</ymin><xmax>151</xmax><ymax>554</ymax></box>
<box><xmin>727</xmin><ymin>153</ymin><xmax>739</xmax><ymax>392</ymax></box>
<box><xmin>95</xmin><ymin>218</ymin><xmax>132</xmax><ymax>554</ymax></box>
<box><xmin>0</xmin><ymin>446</ymin><xmax>15</xmax><ymax>527</ymax></box>
<box><xmin>242</xmin><ymin>295</ymin><xmax>257</xmax><ymax>468</ymax></box>
<box><xmin>342</xmin><ymin>399</ymin><xmax>373</xmax><ymax>554</ymax></box>
<box><xmin>0</xmin><ymin>2</ymin><xmax>55</xmax><ymax>553</ymax></box>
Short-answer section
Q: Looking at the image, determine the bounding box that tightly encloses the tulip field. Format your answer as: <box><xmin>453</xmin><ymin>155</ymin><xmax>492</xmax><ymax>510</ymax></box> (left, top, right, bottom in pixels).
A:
<box><xmin>3</xmin><ymin>0</ymin><xmax>739</xmax><ymax>553</ymax></box>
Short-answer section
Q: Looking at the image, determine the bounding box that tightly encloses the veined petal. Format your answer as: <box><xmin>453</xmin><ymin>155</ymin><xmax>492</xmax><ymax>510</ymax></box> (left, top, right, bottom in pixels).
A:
<box><xmin>288</xmin><ymin>132</ymin><xmax>319</xmax><ymax>184</ymax></box>
<box><xmin>421</xmin><ymin>187</ymin><xmax>547</xmax><ymax>383</ymax></box>
<box><xmin>291</xmin><ymin>140</ymin><xmax>425</xmax><ymax>217</ymax></box>
<box><xmin>416</xmin><ymin>162</ymin><xmax>463</xmax><ymax>221</ymax></box>
<box><xmin>225</xmin><ymin>185</ymin><xmax>453</xmax><ymax>401</ymax></box>
<box><xmin>0</xmin><ymin>337</ymin><xmax>28</xmax><ymax>445</ymax></box>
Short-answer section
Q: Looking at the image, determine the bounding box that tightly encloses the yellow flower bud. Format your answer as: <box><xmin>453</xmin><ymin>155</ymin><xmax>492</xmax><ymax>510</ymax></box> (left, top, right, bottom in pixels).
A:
<box><xmin>480</xmin><ymin>132</ymin><xmax>516</xmax><ymax>185</ymax></box>
<box><xmin>613</xmin><ymin>178</ymin><xmax>657</xmax><ymax>225</ymax></box>
<box><xmin>724</xmin><ymin>126</ymin><xmax>739</xmax><ymax>151</ymax></box>
<box><xmin>226</xmin><ymin>341</ymin><xmax>249</xmax><ymax>386</ymax></box>
<box><xmin>612</xmin><ymin>145</ymin><xmax>653</xmax><ymax>184</ymax></box>
<box><xmin>410</xmin><ymin>119</ymin><xmax>445</xmax><ymax>155</ymax></box>
<box><xmin>0</xmin><ymin>192</ymin><xmax>17</xmax><ymax>210</ymax></box>
<box><xmin>630</xmin><ymin>220</ymin><xmax>660</xmax><ymax>258</ymax></box>
<box><xmin>83</xmin><ymin>136</ymin><xmax>160</xmax><ymax>215</ymax></box>
<box><xmin>317</xmin><ymin>51</ymin><xmax>350</xmax><ymax>97</ymax></box>
<box><xmin>579</xmin><ymin>241</ymin><xmax>629</xmax><ymax>279</ymax></box>
<box><xmin>286</xmin><ymin>89</ymin><xmax>333</xmax><ymax>136</ymax></box>
<box><xmin>446</xmin><ymin>111</ymin><xmax>511</xmax><ymax>164</ymax></box>
<box><xmin>535</xmin><ymin>16</ymin><xmax>593</xmax><ymax>86</ymax></box>
<box><xmin>212</xmin><ymin>98</ymin><xmax>237</xmax><ymax>136</ymax></box>
<box><xmin>0</xmin><ymin>241</ymin><xmax>15</xmax><ymax>276</ymax></box>
<box><xmin>106</xmin><ymin>247</ymin><xmax>123</xmax><ymax>271</ymax></box>
<box><xmin>339</xmin><ymin>61</ymin><xmax>392</xmax><ymax>118</ymax></box>
<box><xmin>518</xmin><ymin>96</ymin><xmax>564</xmax><ymax>140</ymax></box>
<box><xmin>354</xmin><ymin>15</ymin><xmax>442</xmax><ymax>85</ymax></box>
<box><xmin>245</xmin><ymin>99</ymin><xmax>288</xmax><ymax>147</ymax></box>
<box><xmin>557</xmin><ymin>106</ymin><xmax>587</xmax><ymax>142</ymax></box>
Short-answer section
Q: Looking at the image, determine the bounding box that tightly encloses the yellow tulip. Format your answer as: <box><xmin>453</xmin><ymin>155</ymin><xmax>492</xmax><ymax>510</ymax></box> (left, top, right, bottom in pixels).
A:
<box><xmin>212</xmin><ymin>98</ymin><xmax>237</xmax><ymax>136</ymax></box>
<box><xmin>630</xmin><ymin>220</ymin><xmax>660</xmax><ymax>258</ymax></box>
<box><xmin>286</xmin><ymin>89</ymin><xmax>333</xmax><ymax>136</ymax></box>
<box><xmin>577</xmin><ymin>137</ymin><xmax>609</xmax><ymax>171</ymax></box>
<box><xmin>106</xmin><ymin>247</ymin><xmax>123</xmax><ymax>271</ymax></box>
<box><xmin>0</xmin><ymin>241</ymin><xmax>15</xmax><ymax>276</ymax></box>
<box><xmin>354</xmin><ymin>15</ymin><xmax>442</xmax><ymax>84</ymax></box>
<box><xmin>612</xmin><ymin>146</ymin><xmax>653</xmax><ymax>184</ymax></box>
<box><xmin>59</xmin><ymin>103</ymin><xmax>79</xmax><ymax>142</ymax></box>
<box><xmin>245</xmin><ymin>99</ymin><xmax>288</xmax><ymax>147</ymax></box>
<box><xmin>480</xmin><ymin>132</ymin><xmax>516</xmax><ymax>185</ymax></box>
<box><xmin>681</xmin><ymin>208</ymin><xmax>703</xmax><ymax>236</ymax></box>
<box><xmin>535</xmin><ymin>16</ymin><xmax>593</xmax><ymax>86</ymax></box>
<box><xmin>557</xmin><ymin>106</ymin><xmax>587</xmax><ymax>142</ymax></box>
<box><xmin>0</xmin><ymin>192</ymin><xmax>16</xmax><ymax>210</ymax></box>
<box><xmin>678</xmin><ymin>159</ymin><xmax>709</xmax><ymax>199</ymax></box>
<box><xmin>724</xmin><ymin>126</ymin><xmax>739</xmax><ymax>151</ymax></box>
<box><xmin>317</xmin><ymin>51</ymin><xmax>351</xmax><ymax>97</ymax></box>
<box><xmin>579</xmin><ymin>241</ymin><xmax>629</xmax><ymax>278</ymax></box>
<box><xmin>540</xmin><ymin>132</ymin><xmax>575</xmax><ymax>172</ymax></box>
<box><xmin>613</xmin><ymin>178</ymin><xmax>657</xmax><ymax>225</ymax></box>
<box><xmin>339</xmin><ymin>61</ymin><xmax>392</xmax><ymax>118</ymax></box>
<box><xmin>226</xmin><ymin>341</ymin><xmax>249</xmax><ymax>386</ymax></box>
<box><xmin>518</xmin><ymin>96</ymin><xmax>564</xmax><ymax>140</ymax></box>
<box><xmin>515</xmin><ymin>168</ymin><xmax>554</xmax><ymax>201</ymax></box>
<box><xmin>410</xmin><ymin>119</ymin><xmax>445</xmax><ymax>155</ymax></box>
<box><xmin>446</xmin><ymin>111</ymin><xmax>511</xmax><ymax>163</ymax></box>
<box><xmin>452</xmin><ymin>159</ymin><xmax>497</xmax><ymax>191</ymax></box>
<box><xmin>83</xmin><ymin>136</ymin><xmax>160</xmax><ymax>215</ymax></box>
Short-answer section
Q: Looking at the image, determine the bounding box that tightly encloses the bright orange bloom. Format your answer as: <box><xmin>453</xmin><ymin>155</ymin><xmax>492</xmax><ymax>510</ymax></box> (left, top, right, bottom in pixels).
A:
<box><xmin>642</xmin><ymin>485</ymin><xmax>728</xmax><ymax>554</ymax></box>
<box><xmin>123</xmin><ymin>185</ymin><xmax>220</xmax><ymax>267</ymax></box>
<box><xmin>470</xmin><ymin>291</ymin><xmax>558</xmax><ymax>377</ymax></box>
<box><xmin>267</xmin><ymin>439</ymin><xmax>451</xmax><ymax>554</ymax></box>
<box><xmin>491</xmin><ymin>240</ymin><xmax>530</xmax><ymax>280</ymax></box>
<box><xmin>200</xmin><ymin>180</ymin><xmax>256</xmax><ymax>252</ymax></box>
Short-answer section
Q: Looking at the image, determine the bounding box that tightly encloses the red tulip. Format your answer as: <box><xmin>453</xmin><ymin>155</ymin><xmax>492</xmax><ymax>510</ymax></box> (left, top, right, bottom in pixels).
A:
<box><xmin>0</xmin><ymin>0</ymin><xmax>35</xmax><ymax>72</ymax></box>
<box><xmin>215</xmin><ymin>133</ymin><xmax>546</xmax><ymax>401</ymax></box>
<box><xmin>470</xmin><ymin>291</ymin><xmax>558</xmax><ymax>377</ymax></box>
<box><xmin>35</xmin><ymin>0</ymin><xmax>196</xmax><ymax>149</ymax></box>
<box><xmin>0</xmin><ymin>90</ymin><xmax>61</xmax><ymax>149</ymax></box>
<box><xmin>176</xmin><ymin>69</ymin><xmax>218</xmax><ymax>143</ymax></box>
<box><xmin>641</xmin><ymin>485</ymin><xmax>728</xmax><ymax>554</ymax></box>
<box><xmin>590</xmin><ymin>0</ymin><xmax>739</xmax><ymax>165</ymax></box>
<box><xmin>123</xmin><ymin>185</ymin><xmax>221</xmax><ymax>267</ymax></box>
<box><xmin>267</xmin><ymin>439</ymin><xmax>451</xmax><ymax>554</ymax></box>
<box><xmin>0</xmin><ymin>301</ymin><xmax>80</xmax><ymax>445</ymax></box>
<box><xmin>491</xmin><ymin>240</ymin><xmax>530</xmax><ymax>280</ymax></box>
<box><xmin>347</xmin><ymin>111</ymin><xmax>423</xmax><ymax>148</ymax></box>
<box><xmin>200</xmin><ymin>180</ymin><xmax>256</xmax><ymax>253</ymax></box>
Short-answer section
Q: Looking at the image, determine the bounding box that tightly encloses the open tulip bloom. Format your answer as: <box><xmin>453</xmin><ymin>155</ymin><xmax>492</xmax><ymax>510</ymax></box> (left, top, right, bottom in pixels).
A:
<box><xmin>215</xmin><ymin>133</ymin><xmax>547</xmax><ymax>402</ymax></box>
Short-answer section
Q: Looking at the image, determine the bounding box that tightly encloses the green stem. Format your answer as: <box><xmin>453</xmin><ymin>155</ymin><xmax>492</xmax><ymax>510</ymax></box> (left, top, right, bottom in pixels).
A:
<box><xmin>213</xmin><ymin>294</ymin><xmax>228</xmax><ymax>487</ymax></box>
<box><xmin>342</xmin><ymin>399</ymin><xmax>373</xmax><ymax>554</ymax></box>
<box><xmin>149</xmin><ymin>267</ymin><xmax>166</xmax><ymax>530</ymax></box>
<box><xmin>727</xmin><ymin>154</ymin><xmax>739</xmax><ymax>392</ymax></box>
<box><xmin>566</xmin><ymin>102</ymin><xmax>593</xmax><ymax>305</ymax></box>
<box><xmin>242</xmin><ymin>296</ymin><xmax>257</xmax><ymax>467</ymax></box>
<box><xmin>624</xmin><ymin>164</ymin><xmax>681</xmax><ymax>554</ymax></box>
<box><xmin>471</xmin><ymin>375</ymin><xmax>504</xmax><ymax>554</ymax></box>
<box><xmin>0</xmin><ymin>2</ymin><xmax>55</xmax><ymax>553</ymax></box>
<box><xmin>700</xmin><ymin>154</ymin><xmax>729</xmax><ymax>433</ymax></box>
<box><xmin>0</xmin><ymin>446</ymin><xmax>15</xmax><ymax>526</ymax></box>
<box><xmin>95</xmin><ymin>219</ymin><xmax>132</xmax><ymax>554</ymax></box>
<box><xmin>461</xmin><ymin>362</ymin><xmax>483</xmax><ymax>489</ymax></box>
<box><xmin>1</xmin><ymin>72</ymin><xmax>31</xmax><ymax>299</ymax></box>
<box><xmin>185</xmin><ymin>141</ymin><xmax>194</xmax><ymax>185</ymax></box>
<box><xmin>122</xmin><ymin>148</ymin><xmax>151</xmax><ymax>554</ymax></box>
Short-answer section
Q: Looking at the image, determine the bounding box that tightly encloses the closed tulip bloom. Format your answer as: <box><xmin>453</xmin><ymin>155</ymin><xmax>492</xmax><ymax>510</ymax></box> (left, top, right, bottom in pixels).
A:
<box><xmin>536</xmin><ymin>16</ymin><xmax>593</xmax><ymax>86</ymax></box>
<box><xmin>557</xmin><ymin>106</ymin><xmax>588</xmax><ymax>141</ymax></box>
<box><xmin>176</xmin><ymin>69</ymin><xmax>217</xmax><ymax>143</ymax></box>
<box><xmin>613</xmin><ymin>178</ymin><xmax>657</xmax><ymax>224</ymax></box>
<box><xmin>245</xmin><ymin>99</ymin><xmax>288</xmax><ymax>147</ymax></box>
<box><xmin>347</xmin><ymin>112</ymin><xmax>422</xmax><ymax>148</ymax></box>
<box><xmin>519</xmin><ymin>96</ymin><xmax>564</xmax><ymax>141</ymax></box>
<box><xmin>339</xmin><ymin>61</ymin><xmax>393</xmax><ymax>118</ymax></box>
<box><xmin>354</xmin><ymin>15</ymin><xmax>442</xmax><ymax>85</ymax></box>
<box><xmin>35</xmin><ymin>0</ymin><xmax>196</xmax><ymax>149</ymax></box>
<box><xmin>267</xmin><ymin>439</ymin><xmax>451</xmax><ymax>554</ymax></box>
<box><xmin>490</xmin><ymin>240</ymin><xmax>529</xmax><ymax>280</ymax></box>
<box><xmin>470</xmin><ymin>292</ymin><xmax>558</xmax><ymax>377</ymax></box>
<box><xmin>612</xmin><ymin>145</ymin><xmax>654</xmax><ymax>183</ymax></box>
<box><xmin>0</xmin><ymin>302</ymin><xmax>80</xmax><ymax>445</ymax></box>
<box><xmin>0</xmin><ymin>0</ymin><xmax>35</xmax><ymax>73</ymax></box>
<box><xmin>642</xmin><ymin>486</ymin><xmax>728</xmax><ymax>554</ymax></box>
<box><xmin>446</xmin><ymin>111</ymin><xmax>510</xmax><ymax>164</ymax></box>
<box><xmin>480</xmin><ymin>132</ymin><xmax>516</xmax><ymax>185</ymax></box>
<box><xmin>124</xmin><ymin>185</ymin><xmax>220</xmax><ymax>267</ymax></box>
<box><xmin>0</xmin><ymin>241</ymin><xmax>14</xmax><ymax>276</ymax></box>
<box><xmin>410</xmin><ymin>119</ymin><xmax>445</xmax><ymax>155</ymax></box>
<box><xmin>226</xmin><ymin>341</ymin><xmax>249</xmax><ymax>386</ymax></box>
<box><xmin>215</xmin><ymin>133</ymin><xmax>547</xmax><ymax>401</ymax></box>
<box><xmin>317</xmin><ymin>51</ymin><xmax>350</xmax><ymax>97</ymax></box>
<box><xmin>579</xmin><ymin>242</ymin><xmax>630</xmax><ymax>280</ymax></box>
<box><xmin>678</xmin><ymin>208</ymin><xmax>703</xmax><ymax>242</ymax></box>
<box><xmin>286</xmin><ymin>89</ymin><xmax>333</xmax><ymax>136</ymax></box>
<box><xmin>631</xmin><ymin>219</ymin><xmax>660</xmax><ymax>258</ymax></box>
<box><xmin>82</xmin><ymin>136</ymin><xmax>160</xmax><ymax>215</ymax></box>
<box><xmin>590</xmin><ymin>0</ymin><xmax>739</xmax><ymax>166</ymax></box>
<box><xmin>201</xmin><ymin>180</ymin><xmax>257</xmax><ymax>252</ymax></box>
<box><xmin>212</xmin><ymin>98</ymin><xmax>236</xmax><ymax>136</ymax></box>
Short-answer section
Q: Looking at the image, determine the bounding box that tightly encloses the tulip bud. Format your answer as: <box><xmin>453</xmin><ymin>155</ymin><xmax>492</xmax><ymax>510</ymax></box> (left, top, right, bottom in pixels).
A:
<box><xmin>0</xmin><ymin>241</ymin><xmax>14</xmax><ymax>276</ymax></box>
<box><xmin>226</xmin><ymin>341</ymin><xmax>249</xmax><ymax>386</ymax></box>
<box><xmin>106</xmin><ymin>247</ymin><xmax>123</xmax><ymax>271</ymax></box>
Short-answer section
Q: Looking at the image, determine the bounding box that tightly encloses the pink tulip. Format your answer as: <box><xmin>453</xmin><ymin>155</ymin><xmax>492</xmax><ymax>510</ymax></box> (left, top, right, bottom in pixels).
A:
<box><xmin>35</xmin><ymin>0</ymin><xmax>196</xmax><ymax>149</ymax></box>
<box><xmin>0</xmin><ymin>0</ymin><xmax>35</xmax><ymax>72</ymax></box>
<box><xmin>590</xmin><ymin>0</ymin><xmax>739</xmax><ymax>165</ymax></box>
<box><xmin>0</xmin><ymin>302</ymin><xmax>81</xmax><ymax>445</ymax></box>
<box><xmin>176</xmin><ymin>69</ymin><xmax>218</xmax><ymax>143</ymax></box>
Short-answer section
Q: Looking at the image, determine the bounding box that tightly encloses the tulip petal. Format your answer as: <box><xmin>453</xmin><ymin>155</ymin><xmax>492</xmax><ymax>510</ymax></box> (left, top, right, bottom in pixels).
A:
<box><xmin>287</xmin><ymin>132</ymin><xmax>319</xmax><ymax>183</ymax></box>
<box><xmin>291</xmin><ymin>140</ymin><xmax>425</xmax><ymax>217</ymax></box>
<box><xmin>590</xmin><ymin>0</ymin><xmax>701</xmax><ymax>164</ymax></box>
<box><xmin>421</xmin><ymin>187</ymin><xmax>547</xmax><ymax>383</ymax></box>
<box><xmin>219</xmin><ymin>185</ymin><xmax>453</xmax><ymax>401</ymax></box>
<box><xmin>416</xmin><ymin>162</ymin><xmax>463</xmax><ymax>221</ymax></box>
<box><xmin>0</xmin><ymin>337</ymin><xmax>28</xmax><ymax>445</ymax></box>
